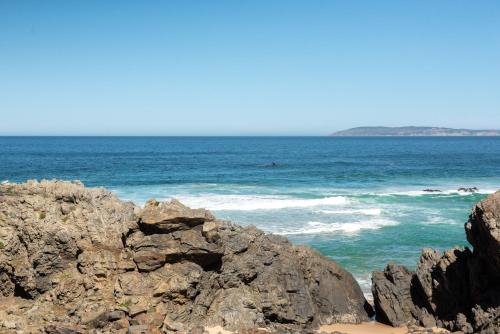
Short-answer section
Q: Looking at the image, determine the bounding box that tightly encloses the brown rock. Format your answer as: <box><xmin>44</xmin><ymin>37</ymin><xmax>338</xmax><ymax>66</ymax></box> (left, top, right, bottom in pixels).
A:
<box><xmin>138</xmin><ymin>199</ymin><xmax>214</xmax><ymax>233</ymax></box>
<box><xmin>128</xmin><ymin>325</ymin><xmax>149</xmax><ymax>334</ymax></box>
<box><xmin>0</xmin><ymin>180</ymin><xmax>372</xmax><ymax>333</ymax></box>
<box><xmin>108</xmin><ymin>310</ymin><xmax>126</xmax><ymax>321</ymax></box>
<box><xmin>113</xmin><ymin>318</ymin><xmax>130</xmax><ymax>330</ymax></box>
<box><xmin>44</xmin><ymin>323</ymin><xmax>88</xmax><ymax>334</ymax></box>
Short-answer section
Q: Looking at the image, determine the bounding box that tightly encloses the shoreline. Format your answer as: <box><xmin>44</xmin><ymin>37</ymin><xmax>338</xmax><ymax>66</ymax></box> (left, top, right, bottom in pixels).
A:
<box><xmin>204</xmin><ymin>322</ymin><xmax>450</xmax><ymax>334</ymax></box>
<box><xmin>0</xmin><ymin>180</ymin><xmax>498</xmax><ymax>333</ymax></box>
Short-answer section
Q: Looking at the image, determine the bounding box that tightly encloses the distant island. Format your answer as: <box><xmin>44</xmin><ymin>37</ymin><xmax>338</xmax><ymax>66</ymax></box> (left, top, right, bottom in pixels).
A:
<box><xmin>331</xmin><ymin>126</ymin><xmax>500</xmax><ymax>136</ymax></box>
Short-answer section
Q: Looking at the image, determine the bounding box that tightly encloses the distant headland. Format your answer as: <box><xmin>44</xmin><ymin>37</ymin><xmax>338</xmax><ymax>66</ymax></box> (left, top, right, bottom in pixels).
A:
<box><xmin>331</xmin><ymin>126</ymin><xmax>500</xmax><ymax>136</ymax></box>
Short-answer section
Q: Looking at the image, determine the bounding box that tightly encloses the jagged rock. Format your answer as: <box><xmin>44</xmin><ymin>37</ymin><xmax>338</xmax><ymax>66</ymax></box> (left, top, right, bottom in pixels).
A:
<box><xmin>44</xmin><ymin>323</ymin><xmax>87</xmax><ymax>334</ymax></box>
<box><xmin>465</xmin><ymin>193</ymin><xmax>500</xmax><ymax>276</ymax></box>
<box><xmin>109</xmin><ymin>310</ymin><xmax>127</xmax><ymax>321</ymax></box>
<box><xmin>128</xmin><ymin>324</ymin><xmax>152</xmax><ymax>334</ymax></box>
<box><xmin>372</xmin><ymin>263</ymin><xmax>420</xmax><ymax>327</ymax></box>
<box><xmin>139</xmin><ymin>199</ymin><xmax>214</xmax><ymax>233</ymax></box>
<box><xmin>458</xmin><ymin>187</ymin><xmax>479</xmax><ymax>193</ymax></box>
<box><xmin>372</xmin><ymin>191</ymin><xmax>500</xmax><ymax>334</ymax></box>
<box><xmin>0</xmin><ymin>180</ymin><xmax>371</xmax><ymax>333</ymax></box>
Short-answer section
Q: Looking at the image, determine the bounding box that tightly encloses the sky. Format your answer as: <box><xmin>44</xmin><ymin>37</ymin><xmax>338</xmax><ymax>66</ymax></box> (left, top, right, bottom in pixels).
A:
<box><xmin>1</xmin><ymin>1</ymin><xmax>500</xmax><ymax>135</ymax></box>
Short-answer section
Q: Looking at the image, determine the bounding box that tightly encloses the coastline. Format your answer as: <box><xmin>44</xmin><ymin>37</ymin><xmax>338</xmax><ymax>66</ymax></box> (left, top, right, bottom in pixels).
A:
<box><xmin>0</xmin><ymin>180</ymin><xmax>498</xmax><ymax>333</ymax></box>
<box><xmin>330</xmin><ymin>126</ymin><xmax>500</xmax><ymax>137</ymax></box>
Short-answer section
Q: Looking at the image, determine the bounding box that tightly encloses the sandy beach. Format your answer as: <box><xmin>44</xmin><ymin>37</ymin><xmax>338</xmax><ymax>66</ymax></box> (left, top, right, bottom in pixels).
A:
<box><xmin>206</xmin><ymin>322</ymin><xmax>449</xmax><ymax>334</ymax></box>
<box><xmin>318</xmin><ymin>322</ymin><xmax>407</xmax><ymax>334</ymax></box>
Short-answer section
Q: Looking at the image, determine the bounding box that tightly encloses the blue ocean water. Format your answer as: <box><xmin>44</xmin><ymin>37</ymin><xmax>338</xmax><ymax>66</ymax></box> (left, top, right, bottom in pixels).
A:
<box><xmin>1</xmin><ymin>136</ymin><xmax>500</xmax><ymax>293</ymax></box>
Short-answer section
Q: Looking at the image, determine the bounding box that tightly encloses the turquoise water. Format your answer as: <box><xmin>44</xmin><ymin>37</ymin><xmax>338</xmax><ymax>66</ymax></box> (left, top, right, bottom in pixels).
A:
<box><xmin>1</xmin><ymin>136</ymin><xmax>499</xmax><ymax>293</ymax></box>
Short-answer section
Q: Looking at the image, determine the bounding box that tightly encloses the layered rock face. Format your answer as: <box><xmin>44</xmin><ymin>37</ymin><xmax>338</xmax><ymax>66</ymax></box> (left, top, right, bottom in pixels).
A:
<box><xmin>372</xmin><ymin>191</ymin><xmax>500</xmax><ymax>334</ymax></box>
<box><xmin>0</xmin><ymin>180</ymin><xmax>371</xmax><ymax>333</ymax></box>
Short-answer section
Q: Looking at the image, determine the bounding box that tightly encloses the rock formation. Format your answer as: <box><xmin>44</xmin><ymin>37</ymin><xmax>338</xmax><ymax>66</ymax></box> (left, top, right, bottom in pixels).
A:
<box><xmin>372</xmin><ymin>191</ymin><xmax>500</xmax><ymax>334</ymax></box>
<box><xmin>0</xmin><ymin>180</ymin><xmax>372</xmax><ymax>333</ymax></box>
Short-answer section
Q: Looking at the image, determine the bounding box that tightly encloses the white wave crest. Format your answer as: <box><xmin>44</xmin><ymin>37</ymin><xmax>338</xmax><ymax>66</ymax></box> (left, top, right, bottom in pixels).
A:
<box><xmin>378</xmin><ymin>188</ymin><xmax>497</xmax><ymax>197</ymax></box>
<box><xmin>354</xmin><ymin>275</ymin><xmax>373</xmax><ymax>300</ymax></box>
<box><xmin>177</xmin><ymin>195</ymin><xmax>349</xmax><ymax>211</ymax></box>
<box><xmin>318</xmin><ymin>208</ymin><xmax>382</xmax><ymax>216</ymax></box>
<box><xmin>278</xmin><ymin>219</ymin><xmax>397</xmax><ymax>235</ymax></box>
<box><xmin>422</xmin><ymin>216</ymin><xmax>459</xmax><ymax>225</ymax></box>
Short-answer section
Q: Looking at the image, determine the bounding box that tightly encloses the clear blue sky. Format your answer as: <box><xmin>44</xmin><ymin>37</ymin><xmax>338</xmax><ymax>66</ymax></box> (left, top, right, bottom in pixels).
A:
<box><xmin>1</xmin><ymin>1</ymin><xmax>499</xmax><ymax>135</ymax></box>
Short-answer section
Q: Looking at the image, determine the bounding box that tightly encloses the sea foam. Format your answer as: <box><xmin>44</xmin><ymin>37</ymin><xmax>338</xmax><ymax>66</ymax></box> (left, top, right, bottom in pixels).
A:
<box><xmin>377</xmin><ymin>188</ymin><xmax>496</xmax><ymax>197</ymax></box>
<box><xmin>278</xmin><ymin>219</ymin><xmax>397</xmax><ymax>235</ymax></box>
<box><xmin>177</xmin><ymin>194</ymin><xmax>349</xmax><ymax>211</ymax></box>
<box><xmin>318</xmin><ymin>208</ymin><xmax>382</xmax><ymax>216</ymax></box>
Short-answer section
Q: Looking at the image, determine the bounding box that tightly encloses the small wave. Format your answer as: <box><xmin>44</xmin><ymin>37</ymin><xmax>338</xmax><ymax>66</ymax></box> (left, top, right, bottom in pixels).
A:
<box><xmin>318</xmin><ymin>208</ymin><xmax>382</xmax><ymax>216</ymax></box>
<box><xmin>422</xmin><ymin>216</ymin><xmax>459</xmax><ymax>225</ymax></box>
<box><xmin>377</xmin><ymin>188</ymin><xmax>496</xmax><ymax>197</ymax></box>
<box><xmin>354</xmin><ymin>276</ymin><xmax>373</xmax><ymax>300</ymax></box>
<box><xmin>177</xmin><ymin>195</ymin><xmax>349</xmax><ymax>211</ymax></box>
<box><xmin>278</xmin><ymin>219</ymin><xmax>397</xmax><ymax>235</ymax></box>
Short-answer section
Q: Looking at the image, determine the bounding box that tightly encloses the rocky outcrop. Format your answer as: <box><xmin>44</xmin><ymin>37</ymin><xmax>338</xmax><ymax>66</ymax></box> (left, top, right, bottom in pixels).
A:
<box><xmin>372</xmin><ymin>191</ymin><xmax>500</xmax><ymax>334</ymax></box>
<box><xmin>465</xmin><ymin>193</ymin><xmax>500</xmax><ymax>276</ymax></box>
<box><xmin>0</xmin><ymin>180</ymin><xmax>372</xmax><ymax>333</ymax></box>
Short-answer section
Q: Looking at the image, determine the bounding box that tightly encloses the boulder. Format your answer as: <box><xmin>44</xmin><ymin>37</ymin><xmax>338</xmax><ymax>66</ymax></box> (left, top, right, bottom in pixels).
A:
<box><xmin>0</xmin><ymin>180</ymin><xmax>372</xmax><ymax>333</ymax></box>
<box><xmin>138</xmin><ymin>199</ymin><xmax>214</xmax><ymax>233</ymax></box>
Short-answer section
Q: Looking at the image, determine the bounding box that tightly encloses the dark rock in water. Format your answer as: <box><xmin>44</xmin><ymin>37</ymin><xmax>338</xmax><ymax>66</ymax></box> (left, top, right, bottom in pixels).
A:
<box><xmin>372</xmin><ymin>191</ymin><xmax>500</xmax><ymax>334</ymax></box>
<box><xmin>458</xmin><ymin>187</ymin><xmax>479</xmax><ymax>193</ymax></box>
<box><xmin>423</xmin><ymin>189</ymin><xmax>442</xmax><ymax>193</ymax></box>
<box><xmin>0</xmin><ymin>180</ymin><xmax>372</xmax><ymax>333</ymax></box>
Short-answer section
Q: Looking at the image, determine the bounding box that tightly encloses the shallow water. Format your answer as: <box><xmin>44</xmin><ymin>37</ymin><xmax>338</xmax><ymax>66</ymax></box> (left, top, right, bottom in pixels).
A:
<box><xmin>1</xmin><ymin>136</ymin><xmax>499</xmax><ymax>293</ymax></box>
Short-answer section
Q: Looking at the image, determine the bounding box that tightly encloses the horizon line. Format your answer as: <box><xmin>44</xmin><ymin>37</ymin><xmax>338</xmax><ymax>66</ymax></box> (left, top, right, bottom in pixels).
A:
<box><xmin>2</xmin><ymin>134</ymin><xmax>500</xmax><ymax>138</ymax></box>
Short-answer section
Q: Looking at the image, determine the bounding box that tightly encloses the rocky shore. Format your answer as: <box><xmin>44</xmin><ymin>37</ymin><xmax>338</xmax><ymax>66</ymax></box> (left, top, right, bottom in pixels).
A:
<box><xmin>372</xmin><ymin>191</ymin><xmax>500</xmax><ymax>334</ymax></box>
<box><xmin>0</xmin><ymin>180</ymin><xmax>372</xmax><ymax>333</ymax></box>
<box><xmin>0</xmin><ymin>180</ymin><xmax>498</xmax><ymax>334</ymax></box>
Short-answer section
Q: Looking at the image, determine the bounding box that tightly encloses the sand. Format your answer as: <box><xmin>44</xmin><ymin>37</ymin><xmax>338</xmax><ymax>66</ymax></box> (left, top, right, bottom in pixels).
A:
<box><xmin>205</xmin><ymin>322</ymin><xmax>408</xmax><ymax>334</ymax></box>
<box><xmin>319</xmin><ymin>321</ymin><xmax>408</xmax><ymax>334</ymax></box>
<box><xmin>205</xmin><ymin>326</ymin><xmax>233</xmax><ymax>334</ymax></box>
<box><xmin>205</xmin><ymin>322</ymin><xmax>452</xmax><ymax>334</ymax></box>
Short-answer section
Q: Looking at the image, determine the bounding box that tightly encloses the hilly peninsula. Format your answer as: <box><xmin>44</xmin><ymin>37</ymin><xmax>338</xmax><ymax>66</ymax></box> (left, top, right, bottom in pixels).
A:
<box><xmin>331</xmin><ymin>126</ymin><xmax>500</xmax><ymax>136</ymax></box>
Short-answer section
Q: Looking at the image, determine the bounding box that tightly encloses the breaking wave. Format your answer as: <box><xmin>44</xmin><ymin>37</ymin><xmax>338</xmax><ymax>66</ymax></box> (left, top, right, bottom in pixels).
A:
<box><xmin>377</xmin><ymin>189</ymin><xmax>496</xmax><ymax>197</ymax></box>
<box><xmin>318</xmin><ymin>208</ymin><xmax>382</xmax><ymax>216</ymax></box>
<box><xmin>277</xmin><ymin>219</ymin><xmax>398</xmax><ymax>235</ymax></box>
<box><xmin>176</xmin><ymin>194</ymin><xmax>349</xmax><ymax>211</ymax></box>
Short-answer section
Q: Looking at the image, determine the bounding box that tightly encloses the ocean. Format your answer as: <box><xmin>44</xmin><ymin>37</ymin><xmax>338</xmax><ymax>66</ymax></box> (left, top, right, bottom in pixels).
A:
<box><xmin>1</xmin><ymin>136</ymin><xmax>499</xmax><ymax>294</ymax></box>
